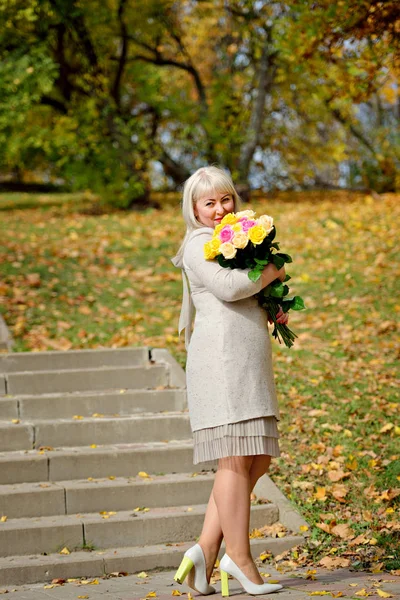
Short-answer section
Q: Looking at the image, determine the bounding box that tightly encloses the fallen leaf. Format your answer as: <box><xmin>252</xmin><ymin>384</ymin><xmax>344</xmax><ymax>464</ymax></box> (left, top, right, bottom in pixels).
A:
<box><xmin>138</xmin><ymin>471</ymin><xmax>151</xmax><ymax>478</ymax></box>
<box><xmin>0</xmin><ymin>516</ymin><xmax>7</xmax><ymax>523</ymax></box>
<box><xmin>316</xmin><ymin>522</ymin><xmax>332</xmax><ymax>534</ymax></box>
<box><xmin>137</xmin><ymin>572</ymin><xmax>148</xmax><ymax>578</ymax></box>
<box><xmin>59</xmin><ymin>547</ymin><xmax>70</xmax><ymax>555</ymax></box>
<box><xmin>146</xmin><ymin>593</ymin><xmax>157</xmax><ymax>598</ymax></box>
<box><xmin>376</xmin><ymin>590</ymin><xmax>392</xmax><ymax>598</ymax></box>
<box><xmin>355</xmin><ymin>589</ymin><xmax>371</xmax><ymax>597</ymax></box>
<box><xmin>331</xmin><ymin>523</ymin><xmax>354</xmax><ymax>540</ymax></box>
<box><xmin>308</xmin><ymin>592</ymin><xmax>331</xmax><ymax>596</ymax></box>
<box><xmin>172</xmin><ymin>591</ymin><xmax>182</xmax><ymax>596</ymax></box>
<box><xmin>319</xmin><ymin>556</ymin><xmax>351</xmax><ymax>569</ymax></box>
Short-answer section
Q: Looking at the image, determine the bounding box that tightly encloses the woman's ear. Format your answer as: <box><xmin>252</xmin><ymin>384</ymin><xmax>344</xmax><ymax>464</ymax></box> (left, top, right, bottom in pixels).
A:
<box><xmin>193</xmin><ymin>203</ymin><xmax>198</xmax><ymax>217</ymax></box>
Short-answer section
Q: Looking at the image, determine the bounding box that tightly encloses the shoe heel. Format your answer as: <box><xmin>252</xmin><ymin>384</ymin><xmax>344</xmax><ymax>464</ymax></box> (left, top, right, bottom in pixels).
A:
<box><xmin>174</xmin><ymin>556</ymin><xmax>194</xmax><ymax>584</ymax></box>
<box><xmin>221</xmin><ymin>569</ymin><xmax>230</xmax><ymax>597</ymax></box>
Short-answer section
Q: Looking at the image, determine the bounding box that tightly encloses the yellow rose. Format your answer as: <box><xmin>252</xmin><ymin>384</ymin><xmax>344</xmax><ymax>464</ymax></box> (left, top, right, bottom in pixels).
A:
<box><xmin>204</xmin><ymin>240</ymin><xmax>220</xmax><ymax>260</ymax></box>
<box><xmin>236</xmin><ymin>209</ymin><xmax>256</xmax><ymax>219</ymax></box>
<box><xmin>210</xmin><ymin>237</ymin><xmax>221</xmax><ymax>252</ymax></box>
<box><xmin>214</xmin><ymin>223</ymin><xmax>224</xmax><ymax>236</ymax></box>
<box><xmin>248</xmin><ymin>225</ymin><xmax>267</xmax><ymax>245</ymax></box>
<box><xmin>221</xmin><ymin>213</ymin><xmax>238</xmax><ymax>225</ymax></box>
<box><xmin>232</xmin><ymin>223</ymin><xmax>242</xmax><ymax>232</ymax></box>
<box><xmin>257</xmin><ymin>214</ymin><xmax>274</xmax><ymax>234</ymax></box>
<box><xmin>204</xmin><ymin>241</ymin><xmax>217</xmax><ymax>260</ymax></box>
<box><xmin>232</xmin><ymin>232</ymin><xmax>249</xmax><ymax>249</ymax></box>
<box><xmin>219</xmin><ymin>242</ymin><xmax>237</xmax><ymax>259</ymax></box>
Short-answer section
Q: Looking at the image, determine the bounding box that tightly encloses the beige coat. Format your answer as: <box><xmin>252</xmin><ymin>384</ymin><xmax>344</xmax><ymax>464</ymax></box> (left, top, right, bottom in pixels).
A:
<box><xmin>182</xmin><ymin>227</ymin><xmax>280</xmax><ymax>432</ymax></box>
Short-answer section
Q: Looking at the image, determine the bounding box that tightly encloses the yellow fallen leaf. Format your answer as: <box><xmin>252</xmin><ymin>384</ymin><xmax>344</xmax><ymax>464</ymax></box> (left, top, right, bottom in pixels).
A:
<box><xmin>108</xmin><ymin>476</ymin><xmax>116</xmax><ymax>480</ymax></box>
<box><xmin>308</xmin><ymin>592</ymin><xmax>331</xmax><ymax>596</ymax></box>
<box><xmin>306</xmin><ymin>569</ymin><xmax>317</xmax><ymax>580</ymax></box>
<box><xmin>314</xmin><ymin>487</ymin><xmax>328</xmax><ymax>501</ymax></box>
<box><xmin>172</xmin><ymin>591</ymin><xmax>182</xmax><ymax>596</ymax></box>
<box><xmin>44</xmin><ymin>584</ymin><xmax>55</xmax><ymax>589</ymax></box>
<box><xmin>138</xmin><ymin>471</ymin><xmax>151</xmax><ymax>478</ymax></box>
<box><xmin>259</xmin><ymin>552</ymin><xmax>271</xmax><ymax>561</ymax></box>
<box><xmin>376</xmin><ymin>590</ymin><xmax>393</xmax><ymax>598</ymax></box>
<box><xmin>11</xmin><ymin>419</ymin><xmax>20</xmax><ymax>424</ymax></box>
<box><xmin>146</xmin><ymin>593</ymin><xmax>157</xmax><ymax>598</ymax></box>
<box><xmin>0</xmin><ymin>516</ymin><xmax>7</xmax><ymax>523</ymax></box>
<box><xmin>186</xmin><ymin>507</ymin><xmax>193</xmax><ymax>512</ymax></box>
<box><xmin>137</xmin><ymin>572</ymin><xmax>148</xmax><ymax>578</ymax></box>
<box><xmin>379</xmin><ymin>423</ymin><xmax>394</xmax><ymax>434</ymax></box>
<box><xmin>78</xmin><ymin>596</ymin><xmax>89</xmax><ymax>599</ymax></box>
<box><xmin>260</xmin><ymin>573</ymin><xmax>271</xmax><ymax>577</ymax></box>
<box><xmin>355</xmin><ymin>589</ymin><xmax>370</xmax><ymax>597</ymax></box>
<box><xmin>73</xmin><ymin>415</ymin><xmax>84</xmax><ymax>420</ymax></box>
<box><xmin>90</xmin><ymin>444</ymin><xmax>97</xmax><ymax>448</ymax></box>
<box><xmin>300</xmin><ymin>525</ymin><xmax>309</xmax><ymax>532</ymax></box>
<box><xmin>268</xmin><ymin>580</ymin><xmax>280</xmax><ymax>584</ymax></box>
<box><xmin>188</xmin><ymin>594</ymin><xmax>193</xmax><ymax>600</ymax></box>
<box><xmin>331</xmin><ymin>593</ymin><xmax>344</xmax><ymax>598</ymax></box>
<box><xmin>89</xmin><ymin>579</ymin><xmax>99</xmax><ymax>585</ymax></box>
<box><xmin>59</xmin><ymin>547</ymin><xmax>70</xmax><ymax>555</ymax></box>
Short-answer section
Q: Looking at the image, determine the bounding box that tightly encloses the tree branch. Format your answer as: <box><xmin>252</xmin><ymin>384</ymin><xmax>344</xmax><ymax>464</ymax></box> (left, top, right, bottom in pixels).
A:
<box><xmin>40</xmin><ymin>95</ymin><xmax>68</xmax><ymax>113</ymax></box>
<box><xmin>238</xmin><ymin>29</ymin><xmax>278</xmax><ymax>181</ymax></box>
<box><xmin>111</xmin><ymin>0</ymin><xmax>128</xmax><ymax>108</ymax></box>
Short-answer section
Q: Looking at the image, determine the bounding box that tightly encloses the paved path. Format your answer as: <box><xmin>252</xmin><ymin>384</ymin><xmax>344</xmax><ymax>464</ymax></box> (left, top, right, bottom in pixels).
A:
<box><xmin>1</xmin><ymin>566</ymin><xmax>399</xmax><ymax>599</ymax></box>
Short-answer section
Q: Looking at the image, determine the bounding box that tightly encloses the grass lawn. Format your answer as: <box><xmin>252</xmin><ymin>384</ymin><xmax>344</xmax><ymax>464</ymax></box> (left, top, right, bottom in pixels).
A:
<box><xmin>0</xmin><ymin>190</ymin><xmax>399</xmax><ymax>572</ymax></box>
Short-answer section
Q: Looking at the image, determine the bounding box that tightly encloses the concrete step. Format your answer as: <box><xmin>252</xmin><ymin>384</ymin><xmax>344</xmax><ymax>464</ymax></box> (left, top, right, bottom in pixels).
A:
<box><xmin>4</xmin><ymin>364</ymin><xmax>168</xmax><ymax>395</ymax></box>
<box><xmin>11</xmin><ymin>388</ymin><xmax>186</xmax><ymax>419</ymax></box>
<box><xmin>0</xmin><ymin>347</ymin><xmax>149</xmax><ymax>374</ymax></box>
<box><xmin>0</xmin><ymin>473</ymin><xmax>216</xmax><ymax>518</ymax></box>
<box><xmin>0</xmin><ymin>412</ymin><xmax>191</xmax><ymax>451</ymax></box>
<box><xmin>0</xmin><ymin>503</ymin><xmax>279</xmax><ymax>558</ymax></box>
<box><xmin>0</xmin><ymin>440</ymin><xmax>209</xmax><ymax>484</ymax></box>
<box><xmin>0</xmin><ymin>535</ymin><xmax>306</xmax><ymax>587</ymax></box>
<box><xmin>0</xmin><ymin>397</ymin><xmax>18</xmax><ymax>419</ymax></box>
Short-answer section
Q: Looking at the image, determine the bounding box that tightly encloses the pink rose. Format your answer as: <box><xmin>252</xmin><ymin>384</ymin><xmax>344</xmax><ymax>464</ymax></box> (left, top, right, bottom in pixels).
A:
<box><xmin>219</xmin><ymin>225</ymin><xmax>234</xmax><ymax>243</ymax></box>
<box><xmin>240</xmin><ymin>218</ymin><xmax>256</xmax><ymax>232</ymax></box>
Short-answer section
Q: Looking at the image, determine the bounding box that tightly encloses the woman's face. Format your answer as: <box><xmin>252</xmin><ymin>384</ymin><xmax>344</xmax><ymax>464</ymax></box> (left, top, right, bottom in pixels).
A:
<box><xmin>194</xmin><ymin>190</ymin><xmax>235</xmax><ymax>228</ymax></box>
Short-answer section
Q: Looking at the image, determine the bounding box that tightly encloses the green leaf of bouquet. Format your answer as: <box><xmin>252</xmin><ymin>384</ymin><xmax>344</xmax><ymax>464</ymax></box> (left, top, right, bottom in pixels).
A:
<box><xmin>276</xmin><ymin>252</ymin><xmax>293</xmax><ymax>263</ymax></box>
<box><xmin>217</xmin><ymin>255</ymin><xmax>232</xmax><ymax>268</ymax></box>
<box><xmin>284</xmin><ymin>274</ymin><xmax>291</xmax><ymax>281</ymax></box>
<box><xmin>248</xmin><ymin>268</ymin><xmax>262</xmax><ymax>282</ymax></box>
<box><xmin>267</xmin><ymin>227</ymin><xmax>276</xmax><ymax>241</ymax></box>
<box><xmin>271</xmin><ymin>254</ymin><xmax>285</xmax><ymax>269</ymax></box>
<box><xmin>269</xmin><ymin>282</ymin><xmax>285</xmax><ymax>297</ymax></box>
<box><xmin>254</xmin><ymin>258</ymin><xmax>270</xmax><ymax>265</ymax></box>
<box><xmin>271</xmin><ymin>242</ymin><xmax>280</xmax><ymax>250</ymax></box>
<box><xmin>291</xmin><ymin>295</ymin><xmax>306</xmax><ymax>310</ymax></box>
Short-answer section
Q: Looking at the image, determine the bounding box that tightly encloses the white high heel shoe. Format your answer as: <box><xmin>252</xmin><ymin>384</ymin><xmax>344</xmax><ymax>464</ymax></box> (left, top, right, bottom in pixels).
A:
<box><xmin>219</xmin><ymin>554</ymin><xmax>283</xmax><ymax>596</ymax></box>
<box><xmin>173</xmin><ymin>543</ymin><xmax>215</xmax><ymax>595</ymax></box>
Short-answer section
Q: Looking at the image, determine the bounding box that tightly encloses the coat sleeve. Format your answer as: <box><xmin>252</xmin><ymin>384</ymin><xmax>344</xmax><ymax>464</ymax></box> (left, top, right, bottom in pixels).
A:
<box><xmin>183</xmin><ymin>230</ymin><xmax>264</xmax><ymax>302</ymax></box>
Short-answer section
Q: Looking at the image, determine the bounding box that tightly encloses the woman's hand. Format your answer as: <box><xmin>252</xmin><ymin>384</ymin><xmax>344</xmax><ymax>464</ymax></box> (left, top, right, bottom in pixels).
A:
<box><xmin>260</xmin><ymin>263</ymin><xmax>286</xmax><ymax>288</ymax></box>
<box><xmin>268</xmin><ymin>306</ymin><xmax>289</xmax><ymax>325</ymax></box>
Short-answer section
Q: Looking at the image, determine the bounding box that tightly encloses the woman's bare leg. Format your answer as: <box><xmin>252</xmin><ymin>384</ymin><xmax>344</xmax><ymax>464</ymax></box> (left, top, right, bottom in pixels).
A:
<box><xmin>198</xmin><ymin>454</ymin><xmax>272</xmax><ymax>583</ymax></box>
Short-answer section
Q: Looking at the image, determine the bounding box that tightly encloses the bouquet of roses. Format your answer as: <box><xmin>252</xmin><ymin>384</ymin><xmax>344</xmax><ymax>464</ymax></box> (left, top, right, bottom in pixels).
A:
<box><xmin>204</xmin><ymin>210</ymin><xmax>305</xmax><ymax>348</ymax></box>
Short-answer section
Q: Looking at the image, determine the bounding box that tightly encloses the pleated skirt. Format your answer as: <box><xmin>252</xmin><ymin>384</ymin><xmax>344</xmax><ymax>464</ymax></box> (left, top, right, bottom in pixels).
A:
<box><xmin>192</xmin><ymin>416</ymin><xmax>280</xmax><ymax>465</ymax></box>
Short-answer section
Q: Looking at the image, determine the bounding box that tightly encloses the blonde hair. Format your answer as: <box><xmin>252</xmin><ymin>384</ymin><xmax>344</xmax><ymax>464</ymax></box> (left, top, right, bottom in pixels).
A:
<box><xmin>172</xmin><ymin>166</ymin><xmax>241</xmax><ymax>267</ymax></box>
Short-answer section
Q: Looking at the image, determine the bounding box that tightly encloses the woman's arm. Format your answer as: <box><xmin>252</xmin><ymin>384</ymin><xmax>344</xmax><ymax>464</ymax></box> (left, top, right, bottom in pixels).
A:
<box><xmin>184</xmin><ymin>231</ymin><xmax>285</xmax><ymax>303</ymax></box>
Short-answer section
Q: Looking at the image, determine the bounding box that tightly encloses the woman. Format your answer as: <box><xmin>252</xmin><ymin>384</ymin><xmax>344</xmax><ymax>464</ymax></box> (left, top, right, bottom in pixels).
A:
<box><xmin>172</xmin><ymin>166</ymin><xmax>288</xmax><ymax>597</ymax></box>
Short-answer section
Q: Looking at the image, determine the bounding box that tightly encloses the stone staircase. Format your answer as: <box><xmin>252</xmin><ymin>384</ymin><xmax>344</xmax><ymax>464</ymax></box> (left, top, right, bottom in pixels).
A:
<box><xmin>0</xmin><ymin>347</ymin><xmax>307</xmax><ymax>586</ymax></box>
